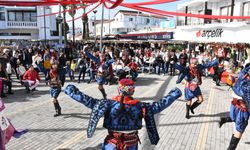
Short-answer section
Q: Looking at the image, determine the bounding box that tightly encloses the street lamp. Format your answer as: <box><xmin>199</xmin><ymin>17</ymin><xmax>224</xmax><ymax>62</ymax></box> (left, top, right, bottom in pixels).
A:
<box><xmin>93</xmin><ymin>10</ymin><xmax>97</xmax><ymax>47</ymax></box>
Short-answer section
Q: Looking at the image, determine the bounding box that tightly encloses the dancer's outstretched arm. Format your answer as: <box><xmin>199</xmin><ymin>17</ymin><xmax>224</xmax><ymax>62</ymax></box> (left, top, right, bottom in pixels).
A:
<box><xmin>84</xmin><ymin>50</ymin><xmax>100</xmax><ymax>64</ymax></box>
<box><xmin>199</xmin><ymin>59</ymin><xmax>219</xmax><ymax>70</ymax></box>
<box><xmin>150</xmin><ymin>88</ymin><xmax>182</xmax><ymax>114</ymax></box>
<box><xmin>65</xmin><ymin>85</ymin><xmax>99</xmax><ymax>109</ymax></box>
<box><xmin>174</xmin><ymin>63</ymin><xmax>185</xmax><ymax>73</ymax></box>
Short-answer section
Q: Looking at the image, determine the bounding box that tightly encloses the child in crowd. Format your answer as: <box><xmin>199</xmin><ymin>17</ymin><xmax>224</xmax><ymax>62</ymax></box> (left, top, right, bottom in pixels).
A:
<box><xmin>17</xmin><ymin>61</ymin><xmax>26</xmax><ymax>85</ymax></box>
<box><xmin>69</xmin><ymin>59</ymin><xmax>76</xmax><ymax>81</ymax></box>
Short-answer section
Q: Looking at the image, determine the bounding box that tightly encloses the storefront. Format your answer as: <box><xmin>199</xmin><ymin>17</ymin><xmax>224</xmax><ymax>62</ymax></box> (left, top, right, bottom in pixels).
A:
<box><xmin>117</xmin><ymin>32</ymin><xmax>174</xmax><ymax>41</ymax></box>
<box><xmin>174</xmin><ymin>22</ymin><xmax>250</xmax><ymax>43</ymax></box>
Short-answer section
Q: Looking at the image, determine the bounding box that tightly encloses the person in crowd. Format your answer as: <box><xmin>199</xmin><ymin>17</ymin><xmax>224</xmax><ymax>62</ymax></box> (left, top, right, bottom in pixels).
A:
<box><xmin>179</xmin><ymin>49</ymin><xmax>189</xmax><ymax>67</ymax></box>
<box><xmin>64</xmin><ymin>78</ymin><xmax>182</xmax><ymax>150</ymax></box>
<box><xmin>77</xmin><ymin>53</ymin><xmax>87</xmax><ymax>83</ymax></box>
<box><xmin>43</xmin><ymin>49</ymin><xmax>52</xmax><ymax>84</ymax></box>
<box><xmin>86</xmin><ymin>60</ymin><xmax>97</xmax><ymax>84</ymax></box>
<box><xmin>0</xmin><ymin>64</ymin><xmax>14</xmax><ymax>97</ymax></box>
<box><xmin>163</xmin><ymin>50</ymin><xmax>170</xmax><ymax>76</ymax></box>
<box><xmin>22</xmin><ymin>65</ymin><xmax>41</xmax><ymax>93</ymax></box>
<box><xmin>154</xmin><ymin>52</ymin><xmax>164</xmax><ymax>75</ymax></box>
<box><xmin>218</xmin><ymin>63</ymin><xmax>250</xmax><ymax>150</ymax></box>
<box><xmin>128</xmin><ymin>58</ymin><xmax>139</xmax><ymax>81</ymax></box>
<box><xmin>169</xmin><ymin>51</ymin><xmax>178</xmax><ymax>76</ymax></box>
<box><xmin>69</xmin><ymin>59</ymin><xmax>77</xmax><ymax>81</ymax></box>
<box><xmin>17</xmin><ymin>61</ymin><xmax>26</xmax><ymax>84</ymax></box>
<box><xmin>174</xmin><ymin>57</ymin><xmax>218</xmax><ymax>119</ymax></box>
<box><xmin>58</xmin><ymin>52</ymin><xmax>67</xmax><ymax>87</ymax></box>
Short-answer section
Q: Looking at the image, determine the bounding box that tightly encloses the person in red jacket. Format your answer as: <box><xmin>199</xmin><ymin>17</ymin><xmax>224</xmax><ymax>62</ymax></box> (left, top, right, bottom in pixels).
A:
<box><xmin>128</xmin><ymin>59</ymin><xmax>138</xmax><ymax>81</ymax></box>
<box><xmin>22</xmin><ymin>65</ymin><xmax>41</xmax><ymax>93</ymax></box>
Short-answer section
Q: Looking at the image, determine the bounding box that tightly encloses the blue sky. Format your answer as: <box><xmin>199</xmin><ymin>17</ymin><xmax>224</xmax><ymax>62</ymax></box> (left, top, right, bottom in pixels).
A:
<box><xmin>52</xmin><ymin>0</ymin><xmax>191</xmax><ymax>28</ymax></box>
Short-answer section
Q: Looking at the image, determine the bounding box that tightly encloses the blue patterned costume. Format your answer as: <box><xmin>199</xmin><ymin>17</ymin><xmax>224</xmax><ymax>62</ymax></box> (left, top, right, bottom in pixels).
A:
<box><xmin>230</xmin><ymin>66</ymin><xmax>250</xmax><ymax>133</ymax></box>
<box><xmin>174</xmin><ymin>60</ymin><xmax>218</xmax><ymax>100</ymax></box>
<box><xmin>85</xmin><ymin>51</ymin><xmax>114</xmax><ymax>85</ymax></box>
<box><xmin>64</xmin><ymin>85</ymin><xmax>182</xmax><ymax>150</ymax></box>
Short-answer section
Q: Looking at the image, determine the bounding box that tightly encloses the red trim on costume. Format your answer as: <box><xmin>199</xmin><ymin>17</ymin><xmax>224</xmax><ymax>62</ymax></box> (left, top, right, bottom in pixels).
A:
<box><xmin>112</xmin><ymin>96</ymin><xmax>139</xmax><ymax>105</ymax></box>
<box><xmin>232</xmin><ymin>98</ymin><xmax>248</xmax><ymax>112</ymax></box>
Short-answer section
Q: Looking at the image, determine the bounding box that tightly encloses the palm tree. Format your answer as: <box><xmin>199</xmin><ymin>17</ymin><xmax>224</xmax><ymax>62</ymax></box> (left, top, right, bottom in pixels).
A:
<box><xmin>82</xmin><ymin>6</ymin><xmax>89</xmax><ymax>41</ymax></box>
<box><xmin>69</xmin><ymin>4</ymin><xmax>76</xmax><ymax>45</ymax></box>
<box><xmin>62</xmin><ymin>5</ymin><xmax>68</xmax><ymax>45</ymax></box>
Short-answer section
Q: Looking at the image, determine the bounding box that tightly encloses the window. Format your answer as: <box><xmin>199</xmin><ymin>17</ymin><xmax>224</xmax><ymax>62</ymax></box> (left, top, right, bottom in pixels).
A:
<box><xmin>8</xmin><ymin>11</ymin><xmax>36</xmax><ymax>22</ymax></box>
<box><xmin>0</xmin><ymin>12</ymin><xmax>5</xmax><ymax>21</ymax></box>
<box><xmin>30</xmin><ymin>12</ymin><xmax>37</xmax><ymax>22</ymax></box>
<box><xmin>23</xmin><ymin>12</ymin><xmax>31</xmax><ymax>21</ymax></box>
<box><xmin>129</xmin><ymin>18</ymin><xmax>133</xmax><ymax>22</ymax></box>
<box><xmin>243</xmin><ymin>2</ymin><xmax>250</xmax><ymax>16</ymax></box>
<box><xmin>220</xmin><ymin>6</ymin><xmax>231</xmax><ymax>23</ymax></box>
<box><xmin>146</xmin><ymin>18</ymin><xmax>150</xmax><ymax>24</ymax></box>
<box><xmin>8</xmin><ymin>12</ymin><xmax>15</xmax><ymax>21</ymax></box>
<box><xmin>92</xmin><ymin>21</ymin><xmax>94</xmax><ymax>26</ymax></box>
<box><xmin>0</xmin><ymin>7</ymin><xmax>4</xmax><ymax>11</ymax></box>
<box><xmin>16</xmin><ymin>12</ymin><xmax>23</xmax><ymax>21</ymax></box>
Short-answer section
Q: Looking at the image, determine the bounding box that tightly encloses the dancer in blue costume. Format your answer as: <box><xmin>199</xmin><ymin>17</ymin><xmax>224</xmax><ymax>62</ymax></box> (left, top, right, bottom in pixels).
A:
<box><xmin>174</xmin><ymin>57</ymin><xmax>218</xmax><ymax>119</ymax></box>
<box><xmin>84</xmin><ymin>48</ymin><xmax>114</xmax><ymax>99</ymax></box>
<box><xmin>64</xmin><ymin>78</ymin><xmax>182</xmax><ymax>150</ymax></box>
<box><xmin>218</xmin><ymin>63</ymin><xmax>250</xmax><ymax>150</ymax></box>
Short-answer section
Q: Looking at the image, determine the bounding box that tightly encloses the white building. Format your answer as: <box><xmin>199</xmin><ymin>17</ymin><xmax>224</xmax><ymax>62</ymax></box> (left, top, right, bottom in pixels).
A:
<box><xmin>0</xmin><ymin>6</ymin><xmax>58</xmax><ymax>40</ymax></box>
<box><xmin>175</xmin><ymin>0</ymin><xmax>250</xmax><ymax>43</ymax></box>
<box><xmin>89</xmin><ymin>10</ymin><xmax>169</xmax><ymax>37</ymax></box>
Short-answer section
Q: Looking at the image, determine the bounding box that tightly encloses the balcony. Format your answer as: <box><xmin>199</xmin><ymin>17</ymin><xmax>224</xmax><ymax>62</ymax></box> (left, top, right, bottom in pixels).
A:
<box><xmin>7</xmin><ymin>21</ymin><xmax>37</xmax><ymax>28</ymax></box>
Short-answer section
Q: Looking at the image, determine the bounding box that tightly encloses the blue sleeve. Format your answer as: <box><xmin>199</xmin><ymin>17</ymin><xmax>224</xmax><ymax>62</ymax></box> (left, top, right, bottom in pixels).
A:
<box><xmin>199</xmin><ymin>59</ymin><xmax>219</xmax><ymax>70</ymax></box>
<box><xmin>65</xmin><ymin>84</ymin><xmax>99</xmax><ymax>109</ymax></box>
<box><xmin>233</xmin><ymin>66</ymin><xmax>250</xmax><ymax>97</ymax></box>
<box><xmin>85</xmin><ymin>51</ymin><xmax>100</xmax><ymax>64</ymax></box>
<box><xmin>150</xmin><ymin>88</ymin><xmax>182</xmax><ymax>114</ymax></box>
<box><xmin>103</xmin><ymin>59</ymin><xmax>115</xmax><ymax>69</ymax></box>
<box><xmin>238</xmin><ymin>66</ymin><xmax>250</xmax><ymax>79</ymax></box>
<box><xmin>174</xmin><ymin>63</ymin><xmax>185</xmax><ymax>73</ymax></box>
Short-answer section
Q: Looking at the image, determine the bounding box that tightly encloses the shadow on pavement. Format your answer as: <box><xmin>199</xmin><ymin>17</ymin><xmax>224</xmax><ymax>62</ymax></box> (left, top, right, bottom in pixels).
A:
<box><xmin>28</xmin><ymin>127</ymin><xmax>105</xmax><ymax>133</ymax></box>
<box><xmin>2</xmin><ymin>88</ymin><xmax>50</xmax><ymax>103</ymax></box>
<box><xmin>62</xmin><ymin>113</ymin><xmax>91</xmax><ymax>119</ymax></box>
<box><xmin>191</xmin><ymin>111</ymin><xmax>230</xmax><ymax>118</ymax></box>
<box><xmin>156</xmin><ymin>120</ymin><xmax>218</xmax><ymax>127</ymax></box>
<box><xmin>83</xmin><ymin>143</ymin><xmax>102</xmax><ymax>150</ymax></box>
<box><xmin>134</xmin><ymin>77</ymin><xmax>162</xmax><ymax>86</ymax></box>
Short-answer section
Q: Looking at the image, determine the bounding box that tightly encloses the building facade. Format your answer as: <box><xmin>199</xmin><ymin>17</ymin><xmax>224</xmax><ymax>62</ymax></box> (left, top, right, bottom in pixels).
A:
<box><xmin>89</xmin><ymin>10</ymin><xmax>169</xmax><ymax>37</ymax></box>
<box><xmin>0</xmin><ymin>6</ymin><xmax>58</xmax><ymax>40</ymax></box>
<box><xmin>175</xmin><ymin>0</ymin><xmax>250</xmax><ymax>43</ymax></box>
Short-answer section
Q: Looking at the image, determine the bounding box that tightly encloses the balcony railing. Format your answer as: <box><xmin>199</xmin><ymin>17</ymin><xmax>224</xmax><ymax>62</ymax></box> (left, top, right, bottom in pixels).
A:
<box><xmin>7</xmin><ymin>21</ymin><xmax>37</xmax><ymax>28</ymax></box>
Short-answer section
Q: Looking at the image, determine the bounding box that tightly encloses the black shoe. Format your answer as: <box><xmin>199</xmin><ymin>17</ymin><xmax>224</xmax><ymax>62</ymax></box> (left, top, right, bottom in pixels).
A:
<box><xmin>227</xmin><ymin>135</ymin><xmax>240</xmax><ymax>150</ymax></box>
<box><xmin>218</xmin><ymin>117</ymin><xmax>232</xmax><ymax>128</ymax></box>
<box><xmin>186</xmin><ymin>104</ymin><xmax>191</xmax><ymax>119</ymax></box>
<box><xmin>190</xmin><ymin>101</ymin><xmax>201</xmax><ymax>114</ymax></box>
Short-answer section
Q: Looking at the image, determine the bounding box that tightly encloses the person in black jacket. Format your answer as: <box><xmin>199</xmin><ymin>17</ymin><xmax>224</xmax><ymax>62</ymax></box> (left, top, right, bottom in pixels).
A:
<box><xmin>179</xmin><ymin>49</ymin><xmax>189</xmax><ymax>67</ymax></box>
<box><xmin>169</xmin><ymin>51</ymin><xmax>178</xmax><ymax>76</ymax></box>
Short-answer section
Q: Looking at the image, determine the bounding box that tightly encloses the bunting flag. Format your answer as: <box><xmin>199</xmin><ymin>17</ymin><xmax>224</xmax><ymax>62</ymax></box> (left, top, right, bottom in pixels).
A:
<box><xmin>0</xmin><ymin>0</ymin><xmax>250</xmax><ymax>22</ymax></box>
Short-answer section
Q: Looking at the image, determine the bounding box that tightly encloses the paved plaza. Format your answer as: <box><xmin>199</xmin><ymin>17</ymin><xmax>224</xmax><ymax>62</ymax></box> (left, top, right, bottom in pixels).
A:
<box><xmin>4</xmin><ymin>74</ymin><xmax>250</xmax><ymax>150</ymax></box>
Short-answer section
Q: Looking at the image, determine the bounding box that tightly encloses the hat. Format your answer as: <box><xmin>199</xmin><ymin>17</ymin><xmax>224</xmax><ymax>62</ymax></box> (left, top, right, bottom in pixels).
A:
<box><xmin>118</xmin><ymin>79</ymin><xmax>135</xmax><ymax>96</ymax></box>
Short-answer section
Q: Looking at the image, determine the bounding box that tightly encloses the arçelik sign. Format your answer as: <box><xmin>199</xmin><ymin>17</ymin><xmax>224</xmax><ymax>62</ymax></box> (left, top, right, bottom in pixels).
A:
<box><xmin>196</xmin><ymin>28</ymin><xmax>224</xmax><ymax>39</ymax></box>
